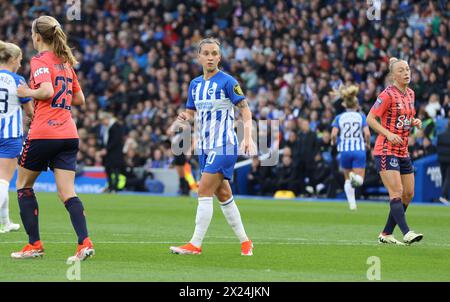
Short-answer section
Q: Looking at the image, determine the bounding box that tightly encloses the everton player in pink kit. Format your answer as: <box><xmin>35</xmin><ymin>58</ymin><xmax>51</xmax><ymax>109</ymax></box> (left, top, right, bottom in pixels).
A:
<box><xmin>11</xmin><ymin>16</ymin><xmax>94</xmax><ymax>260</ymax></box>
<box><xmin>367</xmin><ymin>57</ymin><xmax>423</xmax><ymax>245</ymax></box>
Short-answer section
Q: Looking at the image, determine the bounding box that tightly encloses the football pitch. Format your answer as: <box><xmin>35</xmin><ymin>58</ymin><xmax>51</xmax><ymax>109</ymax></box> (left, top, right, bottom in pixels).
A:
<box><xmin>1</xmin><ymin>192</ymin><xmax>450</xmax><ymax>282</ymax></box>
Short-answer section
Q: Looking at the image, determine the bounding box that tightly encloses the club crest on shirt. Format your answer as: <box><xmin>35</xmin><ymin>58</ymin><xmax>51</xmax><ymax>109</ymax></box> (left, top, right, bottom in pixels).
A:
<box><xmin>233</xmin><ymin>84</ymin><xmax>244</xmax><ymax>96</ymax></box>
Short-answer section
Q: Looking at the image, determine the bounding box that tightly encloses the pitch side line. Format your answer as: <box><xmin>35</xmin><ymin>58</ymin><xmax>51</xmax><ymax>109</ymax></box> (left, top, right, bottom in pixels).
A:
<box><xmin>2</xmin><ymin>240</ymin><xmax>450</xmax><ymax>248</ymax></box>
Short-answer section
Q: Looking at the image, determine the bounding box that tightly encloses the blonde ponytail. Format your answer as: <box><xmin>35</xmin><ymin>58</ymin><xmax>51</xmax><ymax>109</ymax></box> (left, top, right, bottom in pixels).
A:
<box><xmin>32</xmin><ymin>16</ymin><xmax>78</xmax><ymax>66</ymax></box>
<box><xmin>53</xmin><ymin>26</ymin><xmax>78</xmax><ymax>66</ymax></box>
<box><xmin>334</xmin><ymin>85</ymin><xmax>359</xmax><ymax>109</ymax></box>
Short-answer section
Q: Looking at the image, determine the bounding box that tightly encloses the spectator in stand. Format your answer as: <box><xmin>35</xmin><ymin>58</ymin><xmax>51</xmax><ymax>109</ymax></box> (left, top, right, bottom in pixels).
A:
<box><xmin>0</xmin><ymin>0</ymin><xmax>446</xmax><ymax>196</ymax></box>
<box><xmin>247</xmin><ymin>157</ymin><xmax>273</xmax><ymax>196</ymax></box>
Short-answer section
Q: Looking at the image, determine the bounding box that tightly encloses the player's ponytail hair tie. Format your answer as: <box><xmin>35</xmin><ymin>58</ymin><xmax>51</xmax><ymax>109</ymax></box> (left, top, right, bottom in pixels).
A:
<box><xmin>389</xmin><ymin>57</ymin><xmax>401</xmax><ymax>73</ymax></box>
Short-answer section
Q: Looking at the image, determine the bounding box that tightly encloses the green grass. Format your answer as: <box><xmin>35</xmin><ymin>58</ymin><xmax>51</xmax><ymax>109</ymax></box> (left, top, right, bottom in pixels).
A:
<box><xmin>1</xmin><ymin>192</ymin><xmax>450</xmax><ymax>281</ymax></box>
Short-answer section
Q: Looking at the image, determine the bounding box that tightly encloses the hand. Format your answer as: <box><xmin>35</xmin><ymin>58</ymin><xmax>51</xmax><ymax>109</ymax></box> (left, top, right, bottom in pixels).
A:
<box><xmin>412</xmin><ymin>118</ymin><xmax>422</xmax><ymax>129</ymax></box>
<box><xmin>386</xmin><ymin>132</ymin><xmax>403</xmax><ymax>145</ymax></box>
<box><xmin>17</xmin><ymin>82</ymin><xmax>32</xmax><ymax>98</ymax></box>
<box><xmin>177</xmin><ymin>111</ymin><xmax>191</xmax><ymax>122</ymax></box>
<box><xmin>240</xmin><ymin>137</ymin><xmax>257</xmax><ymax>156</ymax></box>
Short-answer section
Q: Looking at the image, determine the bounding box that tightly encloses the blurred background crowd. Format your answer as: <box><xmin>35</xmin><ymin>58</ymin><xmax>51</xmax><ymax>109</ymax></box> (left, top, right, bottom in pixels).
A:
<box><xmin>0</xmin><ymin>0</ymin><xmax>449</xmax><ymax>197</ymax></box>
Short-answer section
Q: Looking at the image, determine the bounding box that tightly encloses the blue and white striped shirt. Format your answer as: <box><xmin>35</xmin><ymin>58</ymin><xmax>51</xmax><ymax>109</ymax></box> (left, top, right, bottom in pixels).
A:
<box><xmin>332</xmin><ymin>111</ymin><xmax>367</xmax><ymax>152</ymax></box>
<box><xmin>0</xmin><ymin>70</ymin><xmax>32</xmax><ymax>139</ymax></box>
<box><xmin>186</xmin><ymin>70</ymin><xmax>245</xmax><ymax>150</ymax></box>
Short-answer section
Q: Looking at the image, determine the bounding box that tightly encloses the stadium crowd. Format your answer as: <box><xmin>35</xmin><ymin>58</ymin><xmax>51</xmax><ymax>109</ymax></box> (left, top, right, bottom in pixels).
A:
<box><xmin>0</xmin><ymin>0</ymin><xmax>449</xmax><ymax>196</ymax></box>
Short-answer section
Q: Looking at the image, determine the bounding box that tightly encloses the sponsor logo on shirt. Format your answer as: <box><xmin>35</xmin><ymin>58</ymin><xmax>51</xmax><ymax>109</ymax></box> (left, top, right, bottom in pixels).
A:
<box><xmin>396</xmin><ymin>115</ymin><xmax>412</xmax><ymax>129</ymax></box>
<box><xmin>48</xmin><ymin>119</ymin><xmax>66</xmax><ymax>126</ymax></box>
<box><xmin>34</xmin><ymin>67</ymin><xmax>50</xmax><ymax>78</ymax></box>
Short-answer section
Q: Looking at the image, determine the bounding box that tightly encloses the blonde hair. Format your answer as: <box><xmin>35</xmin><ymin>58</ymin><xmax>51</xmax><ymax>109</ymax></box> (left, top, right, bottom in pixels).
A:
<box><xmin>32</xmin><ymin>16</ymin><xmax>78</xmax><ymax>66</ymax></box>
<box><xmin>197</xmin><ymin>37</ymin><xmax>221</xmax><ymax>54</ymax></box>
<box><xmin>335</xmin><ymin>85</ymin><xmax>359</xmax><ymax>109</ymax></box>
<box><xmin>389</xmin><ymin>57</ymin><xmax>401</xmax><ymax>72</ymax></box>
<box><xmin>0</xmin><ymin>40</ymin><xmax>22</xmax><ymax>64</ymax></box>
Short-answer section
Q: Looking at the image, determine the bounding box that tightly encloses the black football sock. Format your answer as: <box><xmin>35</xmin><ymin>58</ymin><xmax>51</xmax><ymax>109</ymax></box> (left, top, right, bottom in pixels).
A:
<box><xmin>389</xmin><ymin>198</ymin><xmax>410</xmax><ymax>235</ymax></box>
<box><xmin>65</xmin><ymin>197</ymin><xmax>89</xmax><ymax>244</ymax></box>
<box><xmin>17</xmin><ymin>188</ymin><xmax>40</xmax><ymax>244</ymax></box>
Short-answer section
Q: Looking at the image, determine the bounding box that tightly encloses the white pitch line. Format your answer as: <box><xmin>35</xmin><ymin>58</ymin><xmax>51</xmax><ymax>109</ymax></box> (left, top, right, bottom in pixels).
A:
<box><xmin>2</xmin><ymin>240</ymin><xmax>450</xmax><ymax>248</ymax></box>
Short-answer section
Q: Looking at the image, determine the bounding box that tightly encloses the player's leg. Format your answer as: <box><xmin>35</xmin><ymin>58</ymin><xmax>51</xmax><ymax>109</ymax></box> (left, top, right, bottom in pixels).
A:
<box><xmin>0</xmin><ymin>138</ymin><xmax>25</xmax><ymax>232</ymax></box>
<box><xmin>401</xmin><ymin>173</ymin><xmax>414</xmax><ymax>209</ymax></box>
<box><xmin>215</xmin><ymin>180</ymin><xmax>253</xmax><ymax>256</ymax></box>
<box><xmin>54</xmin><ymin>168</ymin><xmax>89</xmax><ymax>242</ymax></box>
<box><xmin>170</xmin><ymin>171</ymin><xmax>223</xmax><ymax>255</ymax></box>
<box><xmin>376</xmin><ymin>169</ymin><xmax>409</xmax><ymax>245</ymax></box>
<box><xmin>349</xmin><ymin>150</ymin><xmax>366</xmax><ymax>189</ymax></box>
<box><xmin>52</xmin><ymin>139</ymin><xmax>94</xmax><ymax>261</ymax></box>
<box><xmin>343</xmin><ymin>168</ymin><xmax>357</xmax><ymax>210</ymax></box>
<box><xmin>0</xmin><ymin>158</ymin><xmax>18</xmax><ymax>232</ymax></box>
<box><xmin>350</xmin><ymin>168</ymin><xmax>365</xmax><ymax>186</ymax></box>
<box><xmin>399</xmin><ymin>158</ymin><xmax>423</xmax><ymax>244</ymax></box>
<box><xmin>10</xmin><ymin>166</ymin><xmax>44</xmax><ymax>259</ymax></box>
<box><xmin>380</xmin><ymin>167</ymin><xmax>421</xmax><ymax>244</ymax></box>
<box><xmin>341</xmin><ymin>152</ymin><xmax>357</xmax><ymax>210</ymax></box>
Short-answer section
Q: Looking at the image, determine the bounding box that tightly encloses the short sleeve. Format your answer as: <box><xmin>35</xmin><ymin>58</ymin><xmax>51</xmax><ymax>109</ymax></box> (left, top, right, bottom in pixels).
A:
<box><xmin>16</xmin><ymin>76</ymin><xmax>32</xmax><ymax>103</ymax></box>
<box><xmin>224</xmin><ymin>76</ymin><xmax>245</xmax><ymax>105</ymax></box>
<box><xmin>369</xmin><ymin>91</ymin><xmax>392</xmax><ymax>118</ymax></box>
<box><xmin>186</xmin><ymin>81</ymin><xmax>196</xmax><ymax>110</ymax></box>
<box><xmin>331</xmin><ymin>115</ymin><xmax>340</xmax><ymax>128</ymax></box>
<box><xmin>360</xmin><ymin>113</ymin><xmax>367</xmax><ymax>127</ymax></box>
<box><xmin>71</xmin><ymin>68</ymin><xmax>81</xmax><ymax>94</ymax></box>
<box><xmin>30</xmin><ymin>57</ymin><xmax>52</xmax><ymax>86</ymax></box>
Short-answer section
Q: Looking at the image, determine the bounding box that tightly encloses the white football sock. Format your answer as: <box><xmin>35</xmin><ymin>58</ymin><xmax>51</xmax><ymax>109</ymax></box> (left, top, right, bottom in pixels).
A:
<box><xmin>352</xmin><ymin>174</ymin><xmax>364</xmax><ymax>187</ymax></box>
<box><xmin>190</xmin><ymin>196</ymin><xmax>213</xmax><ymax>248</ymax></box>
<box><xmin>220</xmin><ymin>196</ymin><xmax>249</xmax><ymax>243</ymax></box>
<box><xmin>344</xmin><ymin>180</ymin><xmax>356</xmax><ymax>209</ymax></box>
<box><xmin>0</xmin><ymin>180</ymin><xmax>10</xmax><ymax>225</ymax></box>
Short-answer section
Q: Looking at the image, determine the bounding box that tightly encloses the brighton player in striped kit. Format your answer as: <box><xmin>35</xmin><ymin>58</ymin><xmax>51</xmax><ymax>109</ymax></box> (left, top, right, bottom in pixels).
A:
<box><xmin>170</xmin><ymin>38</ymin><xmax>256</xmax><ymax>256</ymax></box>
<box><xmin>367</xmin><ymin>57</ymin><xmax>423</xmax><ymax>245</ymax></box>
<box><xmin>0</xmin><ymin>41</ymin><xmax>33</xmax><ymax>233</ymax></box>
<box><xmin>331</xmin><ymin>85</ymin><xmax>371</xmax><ymax>210</ymax></box>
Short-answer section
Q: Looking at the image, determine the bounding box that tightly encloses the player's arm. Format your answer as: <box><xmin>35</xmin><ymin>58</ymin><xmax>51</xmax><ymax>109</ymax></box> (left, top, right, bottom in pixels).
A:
<box><xmin>330</xmin><ymin>127</ymin><xmax>339</xmax><ymax>146</ymax></box>
<box><xmin>71</xmin><ymin>68</ymin><xmax>84</xmax><ymax>106</ymax></box>
<box><xmin>17</xmin><ymin>82</ymin><xmax>54</xmax><ymax>100</ymax></box>
<box><xmin>22</xmin><ymin>101</ymin><xmax>34</xmax><ymax>120</ymax></box>
<box><xmin>72</xmin><ymin>90</ymin><xmax>85</xmax><ymax>106</ymax></box>
<box><xmin>236</xmin><ymin>99</ymin><xmax>257</xmax><ymax>155</ymax></box>
<box><xmin>363</xmin><ymin>126</ymin><xmax>371</xmax><ymax>150</ymax></box>
<box><xmin>366</xmin><ymin>112</ymin><xmax>402</xmax><ymax>145</ymax></box>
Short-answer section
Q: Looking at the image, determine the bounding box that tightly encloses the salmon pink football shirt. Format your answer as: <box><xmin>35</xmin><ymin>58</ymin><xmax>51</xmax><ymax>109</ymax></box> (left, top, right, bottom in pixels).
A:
<box><xmin>369</xmin><ymin>85</ymin><xmax>416</xmax><ymax>157</ymax></box>
<box><xmin>28</xmin><ymin>51</ymin><xmax>80</xmax><ymax>139</ymax></box>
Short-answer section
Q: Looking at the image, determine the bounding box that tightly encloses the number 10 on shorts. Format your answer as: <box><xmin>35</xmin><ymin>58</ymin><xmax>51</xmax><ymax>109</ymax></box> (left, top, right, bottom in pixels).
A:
<box><xmin>206</xmin><ymin>151</ymin><xmax>216</xmax><ymax>165</ymax></box>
